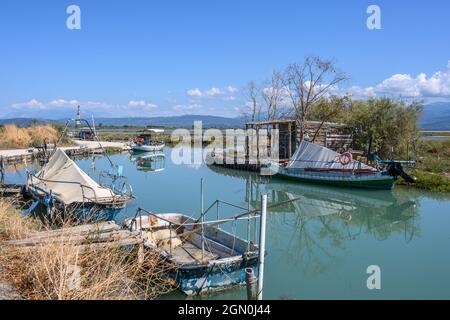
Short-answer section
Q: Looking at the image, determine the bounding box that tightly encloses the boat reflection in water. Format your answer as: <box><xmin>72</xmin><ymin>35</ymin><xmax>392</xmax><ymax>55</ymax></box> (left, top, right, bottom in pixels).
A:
<box><xmin>130</xmin><ymin>151</ymin><xmax>166</xmax><ymax>173</ymax></box>
<box><xmin>208</xmin><ymin>165</ymin><xmax>420</xmax><ymax>274</ymax></box>
<box><xmin>209</xmin><ymin>165</ymin><xmax>418</xmax><ymax>225</ymax></box>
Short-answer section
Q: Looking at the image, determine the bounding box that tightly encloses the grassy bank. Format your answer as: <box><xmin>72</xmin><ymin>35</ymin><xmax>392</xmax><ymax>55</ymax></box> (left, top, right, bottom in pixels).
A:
<box><xmin>0</xmin><ymin>200</ymin><xmax>175</xmax><ymax>300</ymax></box>
<box><xmin>0</xmin><ymin>125</ymin><xmax>60</xmax><ymax>150</ymax></box>
<box><xmin>397</xmin><ymin>139</ymin><xmax>450</xmax><ymax>192</ymax></box>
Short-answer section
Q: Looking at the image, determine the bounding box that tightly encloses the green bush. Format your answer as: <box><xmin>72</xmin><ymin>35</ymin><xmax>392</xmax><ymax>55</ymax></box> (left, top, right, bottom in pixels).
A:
<box><xmin>398</xmin><ymin>171</ymin><xmax>450</xmax><ymax>193</ymax></box>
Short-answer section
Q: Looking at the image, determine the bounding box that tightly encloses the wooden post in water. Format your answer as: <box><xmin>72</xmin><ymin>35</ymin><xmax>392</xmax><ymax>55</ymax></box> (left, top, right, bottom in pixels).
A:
<box><xmin>257</xmin><ymin>194</ymin><xmax>267</xmax><ymax>300</ymax></box>
<box><xmin>245</xmin><ymin>267</ymin><xmax>257</xmax><ymax>300</ymax></box>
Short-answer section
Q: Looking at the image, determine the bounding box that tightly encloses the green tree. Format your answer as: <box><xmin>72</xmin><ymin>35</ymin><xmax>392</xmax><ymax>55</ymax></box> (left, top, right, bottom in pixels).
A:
<box><xmin>345</xmin><ymin>98</ymin><xmax>423</xmax><ymax>158</ymax></box>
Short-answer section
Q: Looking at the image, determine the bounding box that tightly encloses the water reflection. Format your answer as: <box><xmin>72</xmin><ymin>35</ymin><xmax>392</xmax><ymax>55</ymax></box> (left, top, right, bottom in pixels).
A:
<box><xmin>130</xmin><ymin>151</ymin><xmax>166</xmax><ymax>173</ymax></box>
<box><xmin>3</xmin><ymin>152</ymin><xmax>450</xmax><ymax>298</ymax></box>
<box><xmin>208</xmin><ymin>165</ymin><xmax>422</xmax><ymax>277</ymax></box>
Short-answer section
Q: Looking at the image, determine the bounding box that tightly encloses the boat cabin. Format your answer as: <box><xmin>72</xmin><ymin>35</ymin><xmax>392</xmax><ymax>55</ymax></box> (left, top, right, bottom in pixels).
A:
<box><xmin>135</xmin><ymin>128</ymin><xmax>164</xmax><ymax>143</ymax></box>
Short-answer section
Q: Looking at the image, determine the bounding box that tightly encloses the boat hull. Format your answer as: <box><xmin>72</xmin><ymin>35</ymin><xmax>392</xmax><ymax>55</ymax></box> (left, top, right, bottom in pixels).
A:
<box><xmin>131</xmin><ymin>144</ymin><xmax>165</xmax><ymax>152</ymax></box>
<box><xmin>276</xmin><ymin>167</ymin><xmax>396</xmax><ymax>190</ymax></box>
<box><xmin>128</xmin><ymin>213</ymin><xmax>259</xmax><ymax>296</ymax></box>
<box><xmin>170</xmin><ymin>256</ymin><xmax>258</xmax><ymax>296</ymax></box>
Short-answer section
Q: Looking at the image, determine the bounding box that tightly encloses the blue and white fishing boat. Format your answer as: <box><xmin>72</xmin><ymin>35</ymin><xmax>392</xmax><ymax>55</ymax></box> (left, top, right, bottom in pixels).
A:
<box><xmin>126</xmin><ymin>209</ymin><xmax>259</xmax><ymax>295</ymax></box>
<box><xmin>131</xmin><ymin>129</ymin><xmax>165</xmax><ymax>152</ymax></box>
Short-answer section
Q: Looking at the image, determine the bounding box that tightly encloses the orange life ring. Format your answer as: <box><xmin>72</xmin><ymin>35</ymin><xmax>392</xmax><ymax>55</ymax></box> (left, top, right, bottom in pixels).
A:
<box><xmin>339</xmin><ymin>152</ymin><xmax>353</xmax><ymax>166</ymax></box>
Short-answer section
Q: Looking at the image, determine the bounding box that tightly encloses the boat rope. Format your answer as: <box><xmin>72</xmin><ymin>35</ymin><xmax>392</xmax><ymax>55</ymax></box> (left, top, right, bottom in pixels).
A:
<box><xmin>195</xmin><ymin>264</ymin><xmax>216</xmax><ymax>296</ymax></box>
<box><xmin>202</xmin><ymin>235</ymin><xmax>239</xmax><ymax>285</ymax></box>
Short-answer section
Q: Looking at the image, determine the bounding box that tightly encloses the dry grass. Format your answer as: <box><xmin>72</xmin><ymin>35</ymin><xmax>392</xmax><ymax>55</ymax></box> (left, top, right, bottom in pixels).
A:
<box><xmin>0</xmin><ymin>200</ymin><xmax>176</xmax><ymax>300</ymax></box>
<box><xmin>0</xmin><ymin>125</ymin><xmax>59</xmax><ymax>149</ymax></box>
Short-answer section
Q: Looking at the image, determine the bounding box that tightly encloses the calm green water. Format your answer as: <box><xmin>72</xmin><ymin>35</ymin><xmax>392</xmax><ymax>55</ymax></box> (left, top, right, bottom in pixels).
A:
<box><xmin>4</xmin><ymin>147</ymin><xmax>450</xmax><ymax>299</ymax></box>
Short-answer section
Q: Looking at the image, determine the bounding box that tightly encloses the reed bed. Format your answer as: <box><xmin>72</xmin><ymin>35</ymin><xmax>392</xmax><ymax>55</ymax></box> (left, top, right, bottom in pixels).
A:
<box><xmin>0</xmin><ymin>200</ymin><xmax>176</xmax><ymax>300</ymax></box>
<box><xmin>0</xmin><ymin>124</ymin><xmax>59</xmax><ymax>149</ymax></box>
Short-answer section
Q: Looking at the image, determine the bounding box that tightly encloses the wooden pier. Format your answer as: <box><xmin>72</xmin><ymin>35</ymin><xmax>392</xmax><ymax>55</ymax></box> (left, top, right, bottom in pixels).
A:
<box><xmin>0</xmin><ymin>140</ymin><xmax>129</xmax><ymax>165</ymax></box>
<box><xmin>4</xmin><ymin>221</ymin><xmax>143</xmax><ymax>249</ymax></box>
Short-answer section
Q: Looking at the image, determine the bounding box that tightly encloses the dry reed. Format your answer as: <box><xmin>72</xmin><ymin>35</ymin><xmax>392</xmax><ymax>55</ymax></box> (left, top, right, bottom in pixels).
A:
<box><xmin>0</xmin><ymin>200</ymin><xmax>176</xmax><ymax>300</ymax></box>
<box><xmin>0</xmin><ymin>125</ymin><xmax>59</xmax><ymax>149</ymax></box>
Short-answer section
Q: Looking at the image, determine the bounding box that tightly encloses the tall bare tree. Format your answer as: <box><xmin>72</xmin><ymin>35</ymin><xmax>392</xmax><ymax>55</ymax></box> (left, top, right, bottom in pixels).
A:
<box><xmin>283</xmin><ymin>56</ymin><xmax>348</xmax><ymax>142</ymax></box>
<box><xmin>261</xmin><ymin>70</ymin><xmax>284</xmax><ymax>121</ymax></box>
<box><xmin>242</xmin><ymin>81</ymin><xmax>261</xmax><ymax>122</ymax></box>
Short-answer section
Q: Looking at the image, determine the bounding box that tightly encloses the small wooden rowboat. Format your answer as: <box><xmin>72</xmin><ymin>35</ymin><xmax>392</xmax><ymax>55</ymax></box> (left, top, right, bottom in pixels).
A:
<box><xmin>125</xmin><ymin>212</ymin><xmax>259</xmax><ymax>295</ymax></box>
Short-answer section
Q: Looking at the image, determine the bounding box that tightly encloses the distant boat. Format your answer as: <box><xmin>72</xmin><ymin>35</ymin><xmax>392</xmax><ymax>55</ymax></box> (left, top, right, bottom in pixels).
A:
<box><xmin>131</xmin><ymin>129</ymin><xmax>165</xmax><ymax>152</ymax></box>
<box><xmin>267</xmin><ymin>141</ymin><xmax>414</xmax><ymax>190</ymax></box>
<box><xmin>125</xmin><ymin>212</ymin><xmax>259</xmax><ymax>296</ymax></box>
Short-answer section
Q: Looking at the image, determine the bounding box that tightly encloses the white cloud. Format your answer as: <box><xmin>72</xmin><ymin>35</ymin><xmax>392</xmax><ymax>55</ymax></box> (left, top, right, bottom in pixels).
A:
<box><xmin>4</xmin><ymin>98</ymin><xmax>159</xmax><ymax>118</ymax></box>
<box><xmin>348</xmin><ymin>62</ymin><xmax>450</xmax><ymax>99</ymax></box>
<box><xmin>173</xmin><ymin>103</ymin><xmax>202</xmax><ymax>111</ymax></box>
<box><xmin>205</xmin><ymin>87</ymin><xmax>223</xmax><ymax>96</ymax></box>
<box><xmin>186</xmin><ymin>85</ymin><xmax>239</xmax><ymax>98</ymax></box>
<box><xmin>48</xmin><ymin>99</ymin><xmax>78</xmax><ymax>106</ymax></box>
<box><xmin>225</xmin><ymin>85</ymin><xmax>238</xmax><ymax>93</ymax></box>
<box><xmin>187</xmin><ymin>88</ymin><xmax>203</xmax><ymax>97</ymax></box>
<box><xmin>11</xmin><ymin>99</ymin><xmax>45</xmax><ymax>109</ymax></box>
<box><xmin>128</xmin><ymin>100</ymin><xmax>158</xmax><ymax>109</ymax></box>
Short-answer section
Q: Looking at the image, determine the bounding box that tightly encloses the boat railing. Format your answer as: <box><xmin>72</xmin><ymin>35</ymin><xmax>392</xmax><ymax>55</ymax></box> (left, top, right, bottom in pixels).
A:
<box><xmin>286</xmin><ymin>158</ymin><xmax>370</xmax><ymax>171</ymax></box>
<box><xmin>131</xmin><ymin>206</ymin><xmax>260</xmax><ymax>257</ymax></box>
<box><xmin>203</xmin><ymin>199</ymin><xmax>249</xmax><ymax>222</ymax></box>
<box><xmin>131</xmin><ymin>207</ymin><xmax>177</xmax><ymax>256</ymax></box>
<box><xmin>26</xmin><ymin>172</ymin><xmax>128</xmax><ymax>205</ymax></box>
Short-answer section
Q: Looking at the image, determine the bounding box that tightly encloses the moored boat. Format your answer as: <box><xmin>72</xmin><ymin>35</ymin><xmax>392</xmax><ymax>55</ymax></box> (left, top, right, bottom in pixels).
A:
<box><xmin>125</xmin><ymin>212</ymin><xmax>259</xmax><ymax>295</ymax></box>
<box><xmin>267</xmin><ymin>141</ymin><xmax>414</xmax><ymax>190</ymax></box>
<box><xmin>25</xmin><ymin>148</ymin><xmax>133</xmax><ymax>221</ymax></box>
<box><xmin>131</xmin><ymin>129</ymin><xmax>165</xmax><ymax>152</ymax></box>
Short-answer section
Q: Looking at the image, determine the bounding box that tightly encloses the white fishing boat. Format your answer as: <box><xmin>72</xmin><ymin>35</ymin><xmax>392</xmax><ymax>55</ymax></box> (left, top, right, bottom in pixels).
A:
<box><xmin>25</xmin><ymin>148</ymin><xmax>133</xmax><ymax>221</ymax></box>
<box><xmin>131</xmin><ymin>129</ymin><xmax>165</xmax><ymax>152</ymax></box>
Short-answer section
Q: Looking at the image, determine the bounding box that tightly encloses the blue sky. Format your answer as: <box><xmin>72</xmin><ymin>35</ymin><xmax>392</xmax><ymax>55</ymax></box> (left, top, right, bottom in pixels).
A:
<box><xmin>1</xmin><ymin>0</ymin><xmax>450</xmax><ymax>118</ymax></box>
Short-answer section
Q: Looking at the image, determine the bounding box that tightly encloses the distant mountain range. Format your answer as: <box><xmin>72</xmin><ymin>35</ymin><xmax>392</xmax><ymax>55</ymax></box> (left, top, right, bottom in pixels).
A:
<box><xmin>420</xmin><ymin>102</ymin><xmax>450</xmax><ymax>130</ymax></box>
<box><xmin>0</xmin><ymin>115</ymin><xmax>246</xmax><ymax>129</ymax></box>
<box><xmin>0</xmin><ymin>103</ymin><xmax>449</xmax><ymax>130</ymax></box>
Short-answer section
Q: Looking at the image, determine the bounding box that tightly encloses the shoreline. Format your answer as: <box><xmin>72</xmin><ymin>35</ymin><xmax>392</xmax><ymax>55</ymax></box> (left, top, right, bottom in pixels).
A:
<box><xmin>0</xmin><ymin>140</ymin><xmax>130</xmax><ymax>164</ymax></box>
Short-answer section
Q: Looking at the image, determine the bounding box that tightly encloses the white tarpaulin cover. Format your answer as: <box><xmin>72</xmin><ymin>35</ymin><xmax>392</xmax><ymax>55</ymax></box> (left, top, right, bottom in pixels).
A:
<box><xmin>287</xmin><ymin>140</ymin><xmax>376</xmax><ymax>171</ymax></box>
<box><xmin>29</xmin><ymin>148</ymin><xmax>117</xmax><ymax>204</ymax></box>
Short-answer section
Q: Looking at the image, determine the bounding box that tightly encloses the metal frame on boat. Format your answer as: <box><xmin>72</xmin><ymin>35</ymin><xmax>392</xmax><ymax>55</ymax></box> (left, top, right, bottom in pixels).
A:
<box><xmin>25</xmin><ymin>148</ymin><xmax>133</xmax><ymax>221</ymax></box>
<box><xmin>125</xmin><ymin>194</ymin><xmax>262</xmax><ymax>296</ymax></box>
<box><xmin>23</xmin><ymin>118</ymin><xmax>134</xmax><ymax>221</ymax></box>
